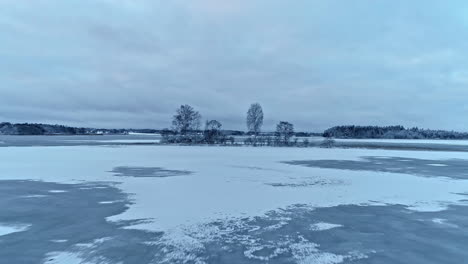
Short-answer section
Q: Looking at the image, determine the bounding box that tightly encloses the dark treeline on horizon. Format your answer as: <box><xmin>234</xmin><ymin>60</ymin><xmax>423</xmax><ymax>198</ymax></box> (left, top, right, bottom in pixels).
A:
<box><xmin>2</xmin><ymin>121</ymin><xmax>467</xmax><ymax>141</ymax></box>
<box><xmin>324</xmin><ymin>125</ymin><xmax>468</xmax><ymax>140</ymax></box>
<box><xmin>0</xmin><ymin>121</ymin><xmax>320</xmax><ymax>137</ymax></box>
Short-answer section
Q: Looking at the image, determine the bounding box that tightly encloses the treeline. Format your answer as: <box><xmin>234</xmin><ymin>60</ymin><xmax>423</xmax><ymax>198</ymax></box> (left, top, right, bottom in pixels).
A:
<box><xmin>0</xmin><ymin>122</ymin><xmax>159</xmax><ymax>135</ymax></box>
<box><xmin>0</xmin><ymin>122</ymin><xmax>89</xmax><ymax>135</ymax></box>
<box><xmin>323</xmin><ymin>125</ymin><xmax>468</xmax><ymax>139</ymax></box>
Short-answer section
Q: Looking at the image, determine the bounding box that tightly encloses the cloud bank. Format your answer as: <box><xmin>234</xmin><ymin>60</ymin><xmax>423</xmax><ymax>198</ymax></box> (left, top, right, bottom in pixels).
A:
<box><xmin>1</xmin><ymin>0</ymin><xmax>468</xmax><ymax>131</ymax></box>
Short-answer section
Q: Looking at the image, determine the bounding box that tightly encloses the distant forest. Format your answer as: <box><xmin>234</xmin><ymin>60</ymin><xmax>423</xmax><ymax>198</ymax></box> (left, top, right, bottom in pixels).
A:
<box><xmin>324</xmin><ymin>125</ymin><xmax>468</xmax><ymax>140</ymax></box>
<box><xmin>0</xmin><ymin>122</ymin><xmax>174</xmax><ymax>135</ymax></box>
<box><xmin>0</xmin><ymin>122</ymin><xmax>128</xmax><ymax>135</ymax></box>
<box><xmin>0</xmin><ymin>122</ymin><xmax>85</xmax><ymax>135</ymax></box>
<box><xmin>0</xmin><ymin>122</ymin><xmax>317</xmax><ymax>137</ymax></box>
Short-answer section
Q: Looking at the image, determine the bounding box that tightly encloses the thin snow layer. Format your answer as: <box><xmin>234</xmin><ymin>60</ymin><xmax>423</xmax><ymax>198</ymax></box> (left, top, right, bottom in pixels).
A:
<box><xmin>290</xmin><ymin>238</ymin><xmax>345</xmax><ymax>264</ymax></box>
<box><xmin>1</xmin><ymin>145</ymin><xmax>468</xmax><ymax>234</ymax></box>
<box><xmin>150</xmin><ymin>207</ymin><xmax>372</xmax><ymax>263</ymax></box>
<box><xmin>43</xmin><ymin>251</ymin><xmax>88</xmax><ymax>264</ymax></box>
<box><xmin>73</xmin><ymin>139</ymin><xmax>161</xmax><ymax>144</ymax></box>
<box><xmin>431</xmin><ymin>218</ymin><xmax>459</xmax><ymax>228</ymax></box>
<box><xmin>0</xmin><ymin>223</ymin><xmax>30</xmax><ymax>236</ymax></box>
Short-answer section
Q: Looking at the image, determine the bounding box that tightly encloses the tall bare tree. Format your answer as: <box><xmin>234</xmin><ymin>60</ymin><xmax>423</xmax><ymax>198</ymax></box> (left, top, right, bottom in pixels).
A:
<box><xmin>246</xmin><ymin>103</ymin><xmax>264</xmax><ymax>135</ymax></box>
<box><xmin>172</xmin><ymin>104</ymin><xmax>201</xmax><ymax>135</ymax></box>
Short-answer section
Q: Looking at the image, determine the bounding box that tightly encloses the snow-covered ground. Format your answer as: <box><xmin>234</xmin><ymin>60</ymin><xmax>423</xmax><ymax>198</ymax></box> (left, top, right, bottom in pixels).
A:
<box><xmin>1</xmin><ymin>144</ymin><xmax>468</xmax><ymax>263</ymax></box>
<box><xmin>65</xmin><ymin>139</ymin><xmax>161</xmax><ymax>144</ymax></box>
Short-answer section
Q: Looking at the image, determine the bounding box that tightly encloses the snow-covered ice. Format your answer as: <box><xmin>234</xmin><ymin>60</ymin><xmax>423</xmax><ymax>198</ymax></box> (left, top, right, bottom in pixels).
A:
<box><xmin>1</xmin><ymin>145</ymin><xmax>468</xmax><ymax>232</ymax></box>
<box><xmin>1</xmin><ymin>144</ymin><xmax>468</xmax><ymax>263</ymax></box>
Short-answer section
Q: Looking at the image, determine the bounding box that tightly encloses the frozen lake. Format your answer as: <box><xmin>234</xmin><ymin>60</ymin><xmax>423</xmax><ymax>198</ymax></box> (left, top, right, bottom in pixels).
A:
<box><xmin>1</xmin><ymin>137</ymin><xmax>468</xmax><ymax>263</ymax></box>
<box><xmin>4</xmin><ymin>134</ymin><xmax>468</xmax><ymax>152</ymax></box>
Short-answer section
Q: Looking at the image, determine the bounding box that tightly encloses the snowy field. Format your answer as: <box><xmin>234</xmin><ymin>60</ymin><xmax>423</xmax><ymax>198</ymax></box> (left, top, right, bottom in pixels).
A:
<box><xmin>1</xmin><ymin>138</ymin><xmax>468</xmax><ymax>263</ymax></box>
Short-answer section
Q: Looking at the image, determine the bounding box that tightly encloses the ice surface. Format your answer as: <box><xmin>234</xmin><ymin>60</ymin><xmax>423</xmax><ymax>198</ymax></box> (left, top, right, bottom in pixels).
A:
<box><xmin>2</xmin><ymin>145</ymin><xmax>468</xmax><ymax>264</ymax></box>
<box><xmin>1</xmin><ymin>145</ymin><xmax>468</xmax><ymax>234</ymax></box>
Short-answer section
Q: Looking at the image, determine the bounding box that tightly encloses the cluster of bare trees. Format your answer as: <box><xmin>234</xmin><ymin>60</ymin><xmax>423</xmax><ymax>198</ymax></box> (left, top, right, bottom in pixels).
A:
<box><xmin>161</xmin><ymin>103</ymin><xmax>323</xmax><ymax>147</ymax></box>
<box><xmin>161</xmin><ymin>104</ymin><xmax>234</xmax><ymax>144</ymax></box>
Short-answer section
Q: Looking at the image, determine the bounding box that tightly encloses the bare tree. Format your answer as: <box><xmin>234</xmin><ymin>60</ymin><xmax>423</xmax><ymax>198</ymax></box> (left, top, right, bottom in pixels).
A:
<box><xmin>320</xmin><ymin>136</ymin><xmax>336</xmax><ymax>148</ymax></box>
<box><xmin>172</xmin><ymin>104</ymin><xmax>201</xmax><ymax>135</ymax></box>
<box><xmin>204</xmin><ymin>120</ymin><xmax>223</xmax><ymax>144</ymax></box>
<box><xmin>275</xmin><ymin>121</ymin><xmax>294</xmax><ymax>146</ymax></box>
<box><xmin>246</xmin><ymin>103</ymin><xmax>264</xmax><ymax>135</ymax></box>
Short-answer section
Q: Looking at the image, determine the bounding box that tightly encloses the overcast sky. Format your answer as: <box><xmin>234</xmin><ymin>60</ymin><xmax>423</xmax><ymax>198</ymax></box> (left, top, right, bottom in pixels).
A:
<box><xmin>1</xmin><ymin>0</ymin><xmax>468</xmax><ymax>131</ymax></box>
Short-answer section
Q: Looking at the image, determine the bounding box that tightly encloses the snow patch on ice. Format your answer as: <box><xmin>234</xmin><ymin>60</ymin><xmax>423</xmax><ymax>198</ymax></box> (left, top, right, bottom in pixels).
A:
<box><xmin>244</xmin><ymin>245</ymin><xmax>289</xmax><ymax>261</ymax></box>
<box><xmin>20</xmin><ymin>194</ymin><xmax>48</xmax><ymax>198</ymax></box>
<box><xmin>310</xmin><ymin>222</ymin><xmax>343</xmax><ymax>231</ymax></box>
<box><xmin>431</xmin><ymin>218</ymin><xmax>459</xmax><ymax>228</ymax></box>
<box><xmin>427</xmin><ymin>163</ymin><xmax>448</xmax><ymax>167</ymax></box>
<box><xmin>290</xmin><ymin>236</ymin><xmax>367</xmax><ymax>264</ymax></box>
<box><xmin>99</xmin><ymin>200</ymin><xmax>122</xmax><ymax>204</ymax></box>
<box><xmin>155</xmin><ymin>228</ymin><xmax>208</xmax><ymax>263</ymax></box>
<box><xmin>48</xmin><ymin>190</ymin><xmax>68</xmax><ymax>193</ymax></box>
<box><xmin>152</xmin><ymin>212</ymin><xmax>368</xmax><ymax>263</ymax></box>
<box><xmin>50</xmin><ymin>239</ymin><xmax>68</xmax><ymax>243</ymax></box>
<box><xmin>0</xmin><ymin>223</ymin><xmax>31</xmax><ymax>236</ymax></box>
<box><xmin>264</xmin><ymin>221</ymin><xmax>289</xmax><ymax>231</ymax></box>
<box><xmin>43</xmin><ymin>252</ymin><xmax>89</xmax><ymax>264</ymax></box>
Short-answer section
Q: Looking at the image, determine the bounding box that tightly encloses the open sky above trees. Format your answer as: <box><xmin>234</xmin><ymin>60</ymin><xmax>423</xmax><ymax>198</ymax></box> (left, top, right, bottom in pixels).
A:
<box><xmin>2</xmin><ymin>0</ymin><xmax>468</xmax><ymax>131</ymax></box>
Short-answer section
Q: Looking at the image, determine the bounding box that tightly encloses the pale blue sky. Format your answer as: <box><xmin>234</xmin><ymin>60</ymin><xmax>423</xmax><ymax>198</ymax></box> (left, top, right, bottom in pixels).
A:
<box><xmin>1</xmin><ymin>0</ymin><xmax>468</xmax><ymax>131</ymax></box>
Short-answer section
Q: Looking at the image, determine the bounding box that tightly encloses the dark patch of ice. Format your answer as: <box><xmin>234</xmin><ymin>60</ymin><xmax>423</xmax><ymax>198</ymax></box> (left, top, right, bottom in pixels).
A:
<box><xmin>110</xmin><ymin>166</ymin><xmax>192</xmax><ymax>178</ymax></box>
<box><xmin>0</xmin><ymin>180</ymin><xmax>162</xmax><ymax>264</ymax></box>
<box><xmin>231</xmin><ymin>165</ymin><xmax>289</xmax><ymax>173</ymax></box>
<box><xmin>266</xmin><ymin>178</ymin><xmax>344</xmax><ymax>187</ymax></box>
<box><xmin>283</xmin><ymin>156</ymin><xmax>468</xmax><ymax>179</ymax></box>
